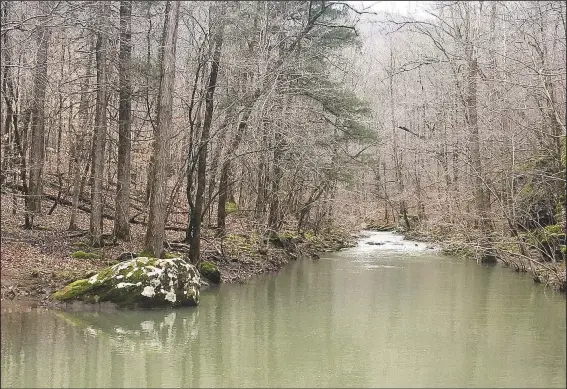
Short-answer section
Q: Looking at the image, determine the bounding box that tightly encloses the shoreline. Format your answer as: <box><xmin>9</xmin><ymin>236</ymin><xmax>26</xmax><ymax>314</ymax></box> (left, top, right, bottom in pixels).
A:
<box><xmin>399</xmin><ymin>228</ymin><xmax>566</xmax><ymax>293</ymax></box>
<box><xmin>0</xmin><ymin>224</ymin><xmax>357</xmax><ymax>312</ymax></box>
<box><xmin>2</xmin><ymin>226</ymin><xmax>564</xmax><ymax>315</ymax></box>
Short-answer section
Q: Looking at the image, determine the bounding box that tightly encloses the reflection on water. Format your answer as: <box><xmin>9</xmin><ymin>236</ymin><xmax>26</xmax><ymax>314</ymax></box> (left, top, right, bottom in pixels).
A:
<box><xmin>1</xmin><ymin>232</ymin><xmax>566</xmax><ymax>388</ymax></box>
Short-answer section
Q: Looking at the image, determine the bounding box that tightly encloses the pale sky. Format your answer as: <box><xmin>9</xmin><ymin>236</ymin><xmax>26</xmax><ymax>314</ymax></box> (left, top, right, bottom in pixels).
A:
<box><xmin>349</xmin><ymin>1</ymin><xmax>431</xmax><ymax>18</ymax></box>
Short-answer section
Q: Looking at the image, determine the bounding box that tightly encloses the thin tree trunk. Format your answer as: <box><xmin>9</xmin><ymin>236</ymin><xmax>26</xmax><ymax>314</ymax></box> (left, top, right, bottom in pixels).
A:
<box><xmin>465</xmin><ymin>26</ymin><xmax>495</xmax><ymax>263</ymax></box>
<box><xmin>189</xmin><ymin>6</ymin><xmax>225</xmax><ymax>264</ymax></box>
<box><xmin>114</xmin><ymin>0</ymin><xmax>132</xmax><ymax>240</ymax></box>
<box><xmin>206</xmin><ymin>112</ymin><xmax>232</xmax><ymax>224</ymax></box>
<box><xmin>90</xmin><ymin>1</ymin><xmax>110</xmax><ymax>246</ymax></box>
<box><xmin>68</xmin><ymin>152</ymin><xmax>82</xmax><ymax>230</ymax></box>
<box><xmin>49</xmin><ymin>41</ymin><xmax>65</xmax><ymax>216</ymax></box>
<box><xmin>184</xmin><ymin>59</ymin><xmax>206</xmax><ymax>241</ymax></box>
<box><xmin>13</xmin><ymin>109</ymin><xmax>31</xmax><ymax>226</ymax></box>
<box><xmin>69</xmin><ymin>45</ymin><xmax>93</xmax><ymax>230</ymax></box>
<box><xmin>267</xmin><ymin>129</ymin><xmax>284</xmax><ymax>236</ymax></box>
<box><xmin>254</xmin><ymin>118</ymin><xmax>270</xmax><ymax>223</ymax></box>
<box><xmin>217</xmin><ymin>110</ymin><xmax>249</xmax><ymax>231</ymax></box>
<box><xmin>1</xmin><ymin>1</ymin><xmax>12</xmax><ymax>187</ymax></box>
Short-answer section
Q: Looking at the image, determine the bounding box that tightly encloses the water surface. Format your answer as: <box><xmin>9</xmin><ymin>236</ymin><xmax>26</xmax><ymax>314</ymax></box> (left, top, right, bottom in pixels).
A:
<box><xmin>1</xmin><ymin>231</ymin><xmax>565</xmax><ymax>388</ymax></box>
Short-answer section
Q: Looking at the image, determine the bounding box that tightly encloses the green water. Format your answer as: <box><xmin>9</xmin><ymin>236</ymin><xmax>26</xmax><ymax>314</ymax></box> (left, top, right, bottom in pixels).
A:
<box><xmin>1</xmin><ymin>232</ymin><xmax>565</xmax><ymax>388</ymax></box>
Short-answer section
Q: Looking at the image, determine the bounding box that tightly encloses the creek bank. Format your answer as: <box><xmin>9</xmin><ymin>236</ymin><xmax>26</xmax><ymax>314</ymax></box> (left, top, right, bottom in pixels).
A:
<box><xmin>2</xmin><ymin>225</ymin><xmax>356</xmax><ymax>311</ymax></box>
<box><xmin>399</xmin><ymin>227</ymin><xmax>566</xmax><ymax>293</ymax></box>
<box><xmin>201</xmin><ymin>229</ymin><xmax>356</xmax><ymax>285</ymax></box>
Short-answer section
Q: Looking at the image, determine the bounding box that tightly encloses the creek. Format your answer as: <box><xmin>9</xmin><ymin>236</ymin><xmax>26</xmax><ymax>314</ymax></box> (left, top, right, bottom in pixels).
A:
<box><xmin>1</xmin><ymin>231</ymin><xmax>565</xmax><ymax>388</ymax></box>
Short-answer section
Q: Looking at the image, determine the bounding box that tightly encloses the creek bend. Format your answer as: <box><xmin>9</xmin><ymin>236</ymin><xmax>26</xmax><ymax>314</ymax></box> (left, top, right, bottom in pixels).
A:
<box><xmin>1</xmin><ymin>231</ymin><xmax>565</xmax><ymax>388</ymax></box>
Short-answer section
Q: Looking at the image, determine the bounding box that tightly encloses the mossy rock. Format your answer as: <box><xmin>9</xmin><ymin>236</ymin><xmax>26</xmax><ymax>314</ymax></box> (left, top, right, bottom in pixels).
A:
<box><xmin>51</xmin><ymin>257</ymin><xmax>201</xmax><ymax>309</ymax></box>
<box><xmin>72</xmin><ymin>250</ymin><xmax>99</xmax><ymax>259</ymax></box>
<box><xmin>200</xmin><ymin>261</ymin><xmax>221</xmax><ymax>284</ymax></box>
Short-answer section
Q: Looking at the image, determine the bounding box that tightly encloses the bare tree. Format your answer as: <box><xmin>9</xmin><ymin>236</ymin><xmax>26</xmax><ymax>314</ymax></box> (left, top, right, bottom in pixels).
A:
<box><xmin>114</xmin><ymin>0</ymin><xmax>133</xmax><ymax>240</ymax></box>
<box><xmin>144</xmin><ymin>0</ymin><xmax>181</xmax><ymax>258</ymax></box>
<box><xmin>188</xmin><ymin>4</ymin><xmax>225</xmax><ymax>264</ymax></box>
<box><xmin>89</xmin><ymin>1</ymin><xmax>110</xmax><ymax>247</ymax></box>
<box><xmin>26</xmin><ymin>2</ymin><xmax>51</xmax><ymax>229</ymax></box>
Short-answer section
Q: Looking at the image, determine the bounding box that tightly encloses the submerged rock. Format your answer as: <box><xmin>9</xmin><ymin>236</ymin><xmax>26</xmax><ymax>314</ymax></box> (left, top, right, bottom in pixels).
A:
<box><xmin>50</xmin><ymin>257</ymin><xmax>201</xmax><ymax>309</ymax></box>
<box><xmin>199</xmin><ymin>261</ymin><xmax>221</xmax><ymax>284</ymax></box>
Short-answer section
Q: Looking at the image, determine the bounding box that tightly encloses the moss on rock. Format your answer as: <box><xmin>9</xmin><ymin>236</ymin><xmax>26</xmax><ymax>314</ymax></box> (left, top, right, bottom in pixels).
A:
<box><xmin>50</xmin><ymin>257</ymin><xmax>201</xmax><ymax>309</ymax></box>
<box><xmin>52</xmin><ymin>279</ymin><xmax>92</xmax><ymax>301</ymax></box>
<box><xmin>200</xmin><ymin>261</ymin><xmax>221</xmax><ymax>284</ymax></box>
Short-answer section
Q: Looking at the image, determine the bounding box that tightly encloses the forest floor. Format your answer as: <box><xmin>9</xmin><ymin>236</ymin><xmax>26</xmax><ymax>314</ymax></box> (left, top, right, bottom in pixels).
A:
<box><xmin>0</xmin><ymin>194</ymin><xmax>356</xmax><ymax>310</ymax></box>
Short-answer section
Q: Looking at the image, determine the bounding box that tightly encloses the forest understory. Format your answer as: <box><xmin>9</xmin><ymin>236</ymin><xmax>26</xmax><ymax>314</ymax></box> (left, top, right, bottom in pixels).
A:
<box><xmin>0</xmin><ymin>191</ymin><xmax>356</xmax><ymax>308</ymax></box>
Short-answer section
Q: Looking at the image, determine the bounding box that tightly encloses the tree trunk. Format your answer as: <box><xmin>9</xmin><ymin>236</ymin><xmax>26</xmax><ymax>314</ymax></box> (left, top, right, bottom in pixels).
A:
<box><xmin>90</xmin><ymin>1</ymin><xmax>110</xmax><ymax>247</ymax></box>
<box><xmin>217</xmin><ymin>110</ymin><xmax>249</xmax><ymax>231</ymax></box>
<box><xmin>114</xmin><ymin>0</ymin><xmax>132</xmax><ymax>240</ymax></box>
<box><xmin>387</xmin><ymin>42</ymin><xmax>409</xmax><ymax>231</ymax></box>
<box><xmin>50</xmin><ymin>41</ymin><xmax>66</xmax><ymax>216</ymax></box>
<box><xmin>188</xmin><ymin>6</ymin><xmax>224</xmax><ymax>264</ymax></box>
<box><xmin>69</xmin><ymin>41</ymin><xmax>93</xmax><ymax>231</ymax></box>
<box><xmin>26</xmin><ymin>5</ymin><xmax>51</xmax><ymax>228</ymax></box>
<box><xmin>206</xmin><ymin>112</ymin><xmax>232</xmax><ymax>224</ymax></box>
<box><xmin>465</xmin><ymin>34</ymin><xmax>495</xmax><ymax>263</ymax></box>
<box><xmin>13</xmin><ymin>109</ymin><xmax>32</xmax><ymax>227</ymax></box>
<box><xmin>254</xmin><ymin>118</ymin><xmax>270</xmax><ymax>223</ymax></box>
<box><xmin>267</xmin><ymin>130</ymin><xmax>284</xmax><ymax>236</ymax></box>
<box><xmin>1</xmin><ymin>1</ymin><xmax>12</xmax><ymax>187</ymax></box>
<box><xmin>144</xmin><ymin>0</ymin><xmax>181</xmax><ymax>258</ymax></box>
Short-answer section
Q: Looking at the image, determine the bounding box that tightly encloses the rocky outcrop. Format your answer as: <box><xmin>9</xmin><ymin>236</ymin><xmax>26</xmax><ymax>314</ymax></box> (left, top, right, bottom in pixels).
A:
<box><xmin>50</xmin><ymin>257</ymin><xmax>201</xmax><ymax>309</ymax></box>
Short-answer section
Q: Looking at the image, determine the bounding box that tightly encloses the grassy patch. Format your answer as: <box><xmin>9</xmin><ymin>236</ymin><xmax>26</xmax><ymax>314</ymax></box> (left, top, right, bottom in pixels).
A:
<box><xmin>226</xmin><ymin>234</ymin><xmax>252</xmax><ymax>251</ymax></box>
<box><xmin>72</xmin><ymin>250</ymin><xmax>99</xmax><ymax>260</ymax></box>
<box><xmin>225</xmin><ymin>201</ymin><xmax>239</xmax><ymax>215</ymax></box>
